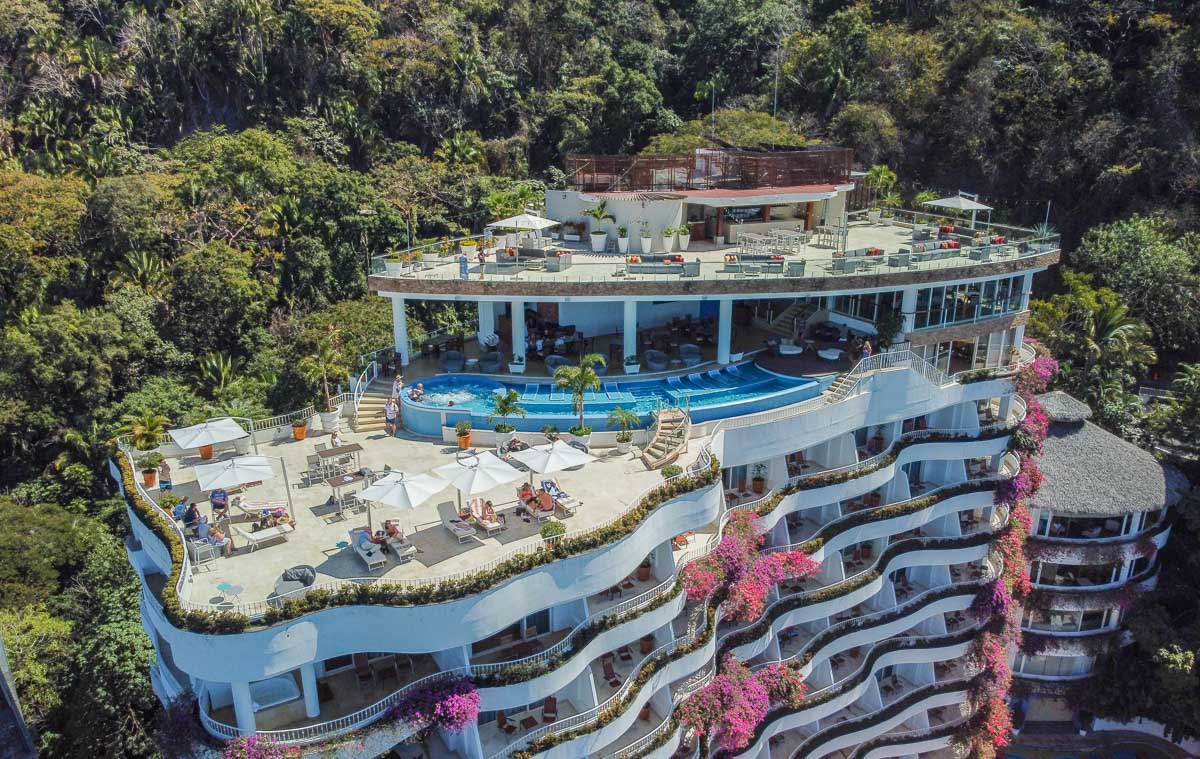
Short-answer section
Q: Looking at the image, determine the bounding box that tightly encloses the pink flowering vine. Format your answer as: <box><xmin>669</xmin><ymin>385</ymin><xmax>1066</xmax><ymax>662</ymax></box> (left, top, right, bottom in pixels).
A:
<box><xmin>679</xmin><ymin>655</ymin><xmax>806</xmax><ymax>752</ymax></box>
<box><xmin>222</xmin><ymin>735</ymin><xmax>297</xmax><ymax>759</ymax></box>
<box><xmin>389</xmin><ymin>676</ymin><xmax>480</xmax><ymax>734</ymax></box>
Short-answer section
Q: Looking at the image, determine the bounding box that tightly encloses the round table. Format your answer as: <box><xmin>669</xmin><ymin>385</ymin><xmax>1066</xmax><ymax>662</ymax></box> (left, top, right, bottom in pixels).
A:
<box><xmin>216</xmin><ymin>582</ymin><xmax>243</xmax><ymax>603</ymax></box>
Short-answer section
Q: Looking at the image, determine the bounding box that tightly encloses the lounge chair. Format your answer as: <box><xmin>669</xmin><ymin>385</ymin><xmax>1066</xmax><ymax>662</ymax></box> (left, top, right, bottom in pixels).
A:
<box><xmin>469</xmin><ymin>498</ymin><xmax>504</xmax><ymax>536</ymax></box>
<box><xmin>602</xmin><ymin>657</ymin><xmax>622</xmax><ymax>687</ymax></box>
<box><xmin>478</xmin><ymin>351</ymin><xmax>503</xmax><ymax>373</ymax></box>
<box><xmin>381</xmin><ymin>520</ymin><xmax>417</xmax><ymax>563</ymax></box>
<box><xmin>644</xmin><ymin>349</ymin><xmax>668</xmax><ymax>372</ymax></box>
<box><xmin>440</xmin><ymin>350</ymin><xmax>466</xmax><ymax>372</ymax></box>
<box><xmin>541</xmin><ymin>478</ymin><xmax>580</xmax><ymax>516</ymax></box>
<box><xmin>496</xmin><ymin>710</ymin><xmax>516</xmax><ymax>735</ymax></box>
<box><xmin>531</xmin><ymin>491</ymin><xmax>556</xmax><ymax>523</ymax></box>
<box><xmin>678</xmin><ymin>344</ymin><xmax>702</xmax><ymax>367</ymax></box>
<box><xmin>521</xmin><ymin>383</ymin><xmax>539</xmax><ymax>401</ymax></box>
<box><xmin>542</xmin><ymin>696</ymin><xmax>558</xmax><ymax>723</ymax></box>
<box><xmin>438</xmin><ymin>502</ymin><xmax>476</xmax><ymax>543</ymax></box>
<box><xmin>348</xmin><ymin>529</ymin><xmax>387</xmax><ymax>571</ymax></box>
<box><xmin>232</xmin><ymin>523</ymin><xmax>293</xmax><ymax>552</ymax></box>
<box><xmin>544</xmin><ymin>354</ymin><xmax>570</xmax><ymax>374</ymax></box>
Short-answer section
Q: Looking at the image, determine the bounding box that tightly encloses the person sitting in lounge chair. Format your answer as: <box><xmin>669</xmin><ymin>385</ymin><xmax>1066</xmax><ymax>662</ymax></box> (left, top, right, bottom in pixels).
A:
<box><xmin>197</xmin><ymin>516</ymin><xmax>232</xmax><ymax>556</ymax></box>
<box><xmin>183</xmin><ymin>501</ymin><xmax>201</xmax><ymax>530</ymax></box>
<box><xmin>482</xmin><ymin>501</ymin><xmax>505</xmax><ymax>526</ymax></box>
<box><xmin>518</xmin><ymin>482</ymin><xmax>538</xmax><ymax>509</ymax></box>
<box><xmin>210</xmin><ymin>488</ymin><xmax>229</xmax><ymax>521</ymax></box>
<box><xmin>534</xmin><ymin>489</ymin><xmax>556</xmax><ymax>515</ymax></box>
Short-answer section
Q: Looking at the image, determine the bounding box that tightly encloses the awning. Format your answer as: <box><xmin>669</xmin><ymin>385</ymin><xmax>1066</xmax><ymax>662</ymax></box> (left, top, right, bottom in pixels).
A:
<box><xmin>922</xmin><ymin>196</ymin><xmax>992</xmax><ymax>212</ymax></box>
<box><xmin>486</xmin><ymin>213</ymin><xmax>561</xmax><ymax>231</ymax></box>
<box><xmin>168</xmin><ymin>418</ymin><xmax>248</xmax><ymax>449</ymax></box>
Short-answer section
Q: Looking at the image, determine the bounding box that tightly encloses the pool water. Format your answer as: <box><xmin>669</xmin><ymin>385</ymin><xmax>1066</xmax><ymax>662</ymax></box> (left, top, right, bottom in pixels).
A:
<box><xmin>401</xmin><ymin>363</ymin><xmax>826</xmax><ymax>436</ymax></box>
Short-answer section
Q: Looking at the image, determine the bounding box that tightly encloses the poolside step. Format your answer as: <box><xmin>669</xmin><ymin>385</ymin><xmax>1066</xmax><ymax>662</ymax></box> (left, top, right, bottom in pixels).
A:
<box><xmin>640</xmin><ymin>409</ymin><xmax>691</xmax><ymax>470</ymax></box>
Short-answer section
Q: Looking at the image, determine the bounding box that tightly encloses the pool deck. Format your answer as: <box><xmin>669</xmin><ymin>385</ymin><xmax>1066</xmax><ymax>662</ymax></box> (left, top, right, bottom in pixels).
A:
<box><xmin>157</xmin><ymin>425</ymin><xmax>702</xmax><ymax>610</ymax></box>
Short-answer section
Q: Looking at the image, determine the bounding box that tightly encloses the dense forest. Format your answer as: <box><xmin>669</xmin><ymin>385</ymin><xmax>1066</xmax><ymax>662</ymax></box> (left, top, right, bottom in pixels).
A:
<box><xmin>1</xmin><ymin>0</ymin><xmax>1198</xmax><ymax>755</ymax></box>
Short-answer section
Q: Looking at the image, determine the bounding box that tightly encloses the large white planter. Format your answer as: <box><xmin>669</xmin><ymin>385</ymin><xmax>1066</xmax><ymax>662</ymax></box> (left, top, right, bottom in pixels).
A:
<box><xmin>234</xmin><ymin>436</ymin><xmax>251</xmax><ymax>455</ymax></box>
<box><xmin>590</xmin><ymin>232</ymin><xmax>607</xmax><ymax>252</ymax></box>
<box><xmin>623</xmin><ymin>363</ymin><xmax>641</xmax><ymax>375</ymax></box>
<box><xmin>421</xmin><ymin>252</ymin><xmax>442</xmax><ymax>263</ymax></box>
<box><xmin>678</xmin><ymin>233</ymin><xmax>690</xmax><ymax>251</ymax></box>
<box><xmin>319</xmin><ymin>406</ymin><xmax>343</xmax><ymax>431</ymax></box>
<box><xmin>563</xmin><ymin>234</ymin><xmax>581</xmax><ymax>242</ymax></box>
<box><xmin>565</xmin><ymin>432</ymin><xmax>591</xmax><ymax>449</ymax></box>
<box><xmin>663</xmin><ymin>233</ymin><xmax>676</xmax><ymax>252</ymax></box>
<box><xmin>868</xmin><ymin>210</ymin><xmax>882</xmax><ymax>224</ymax></box>
<box><xmin>617</xmin><ymin>237</ymin><xmax>630</xmax><ymax>254</ymax></box>
<box><xmin>616</xmin><ymin>439</ymin><xmax>633</xmax><ymax>455</ymax></box>
<box><xmin>508</xmin><ymin>362</ymin><xmax>526</xmax><ymax>374</ymax></box>
<box><xmin>384</xmin><ymin>261</ymin><xmax>404</xmax><ymax>275</ymax></box>
<box><xmin>714</xmin><ymin>235</ymin><xmax>725</xmax><ymax>245</ymax></box>
<box><xmin>494</xmin><ymin>429</ymin><xmax>516</xmax><ymax>447</ymax></box>
<box><xmin>639</xmin><ymin>236</ymin><xmax>653</xmax><ymax>254</ymax></box>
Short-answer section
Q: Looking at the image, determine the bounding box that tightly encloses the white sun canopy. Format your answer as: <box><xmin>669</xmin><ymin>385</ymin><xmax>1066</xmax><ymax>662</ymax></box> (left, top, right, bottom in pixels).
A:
<box><xmin>921</xmin><ymin>195</ymin><xmax>993</xmax><ymax>212</ymax></box>
<box><xmin>434</xmin><ymin>452</ymin><xmax>524</xmax><ymax>506</ymax></box>
<box><xmin>486</xmin><ymin>213</ymin><xmax>561</xmax><ymax>231</ymax></box>
<box><xmin>357</xmin><ymin>471</ymin><xmax>448</xmax><ymax>532</ymax></box>
<box><xmin>193</xmin><ymin>455</ymin><xmax>275</xmax><ymax>491</ymax></box>
<box><xmin>168</xmin><ymin>418</ymin><xmax>248</xmax><ymax>449</ymax></box>
<box><xmin>510</xmin><ymin>440</ymin><xmax>595</xmax><ymax>478</ymax></box>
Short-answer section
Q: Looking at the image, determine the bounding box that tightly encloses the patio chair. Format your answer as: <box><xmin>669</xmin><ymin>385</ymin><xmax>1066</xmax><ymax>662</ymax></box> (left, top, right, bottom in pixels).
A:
<box><xmin>348</xmin><ymin>529</ymin><xmax>387</xmax><ymax>571</ymax></box>
<box><xmin>469</xmin><ymin>498</ymin><xmax>503</xmax><ymax>536</ymax></box>
<box><xmin>644</xmin><ymin>349</ymin><xmax>668</xmax><ymax>372</ymax></box>
<box><xmin>541</xmin><ymin>478</ymin><xmax>579</xmax><ymax>516</ymax></box>
<box><xmin>544</xmin><ymin>354</ymin><xmax>570</xmax><ymax>374</ymax></box>
<box><xmin>542</xmin><ymin>696</ymin><xmax>558</xmax><ymax>723</ymax></box>
<box><xmin>478</xmin><ymin>351</ymin><xmax>503</xmax><ymax>373</ymax></box>
<box><xmin>602</xmin><ymin>657</ymin><xmax>622</xmax><ymax>687</ymax></box>
<box><xmin>352</xmin><ymin>654</ymin><xmax>374</xmax><ymax>690</ymax></box>
<box><xmin>496</xmin><ymin>710</ymin><xmax>516</xmax><ymax>735</ymax></box>
<box><xmin>186</xmin><ymin>538</ymin><xmax>221</xmax><ymax>569</ymax></box>
<box><xmin>438</xmin><ymin>502</ymin><xmax>476</xmax><ymax>543</ymax></box>
<box><xmin>440</xmin><ymin>350</ymin><xmax>466</xmax><ymax>372</ymax></box>
<box><xmin>678</xmin><ymin>344</ymin><xmax>702</xmax><ymax>367</ymax></box>
<box><xmin>232</xmin><ymin>523</ymin><xmax>292</xmax><ymax>552</ymax></box>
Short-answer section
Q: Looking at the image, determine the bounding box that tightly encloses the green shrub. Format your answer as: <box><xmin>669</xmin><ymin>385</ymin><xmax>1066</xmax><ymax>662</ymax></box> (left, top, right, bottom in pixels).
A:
<box><xmin>540</xmin><ymin>521</ymin><xmax>566</xmax><ymax>540</ymax></box>
<box><xmin>662</xmin><ymin>464</ymin><xmax>683</xmax><ymax>479</ymax></box>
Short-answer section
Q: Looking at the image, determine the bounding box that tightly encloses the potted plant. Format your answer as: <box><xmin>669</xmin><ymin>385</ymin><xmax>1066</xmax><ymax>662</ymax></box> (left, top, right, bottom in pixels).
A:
<box><xmin>508</xmin><ymin>354</ymin><xmax>526</xmax><ymax>374</ymax></box>
<box><xmin>616</xmin><ymin>225</ymin><xmax>630</xmax><ymax>254</ymax></box>
<box><xmin>120</xmin><ymin>409</ymin><xmax>170</xmax><ymax>452</ymax></box>
<box><xmin>623</xmin><ymin>355</ymin><xmax>641</xmax><ymax>375</ymax></box>
<box><xmin>292</xmin><ymin>418</ymin><xmax>308</xmax><ymax>441</ymax></box>
<box><xmin>487</xmin><ymin>389</ymin><xmax>526</xmax><ymax>446</ymax></box>
<box><xmin>298</xmin><ymin>328</ymin><xmax>349</xmax><ymax>431</ymax></box>
<box><xmin>455</xmin><ymin>420</ymin><xmax>472</xmax><ymax>450</ymax></box>
<box><xmin>662</xmin><ymin>225</ymin><xmax>677</xmax><ymax>252</ymax></box>
<box><xmin>636</xmin><ymin>558</ymin><xmax>652</xmax><ymax>582</ymax></box>
<box><xmin>158</xmin><ymin>492</ymin><xmax>182</xmax><ymax>515</ymax></box>
<box><xmin>566</xmin><ymin>424</ymin><xmax>592</xmax><ymax>447</ymax></box>
<box><xmin>678</xmin><ymin>223</ymin><xmax>691</xmax><ymax>251</ymax></box>
<box><xmin>541</xmin><ymin>424</ymin><xmax>560</xmax><ymax>442</ymax></box>
<box><xmin>554</xmin><ymin>353</ymin><xmax>606</xmax><ymax>447</ymax></box>
<box><xmin>137</xmin><ymin>453</ymin><xmax>164</xmax><ymax>488</ymax></box>
<box><xmin>384</xmin><ymin>251</ymin><xmax>405</xmax><ymax>275</ymax></box>
<box><xmin>867</xmin><ymin>207</ymin><xmax>882</xmax><ymax>224</ymax></box>
<box><xmin>459</xmin><ymin>238</ymin><xmax>478</xmax><ymax>255</ymax></box>
<box><xmin>638</xmin><ymin>220</ymin><xmax>652</xmax><ymax>254</ymax></box>
<box><xmin>584</xmin><ymin>201</ymin><xmax>615</xmax><ymax>252</ymax></box>
<box><xmin>607</xmin><ymin>406</ymin><xmax>639</xmax><ymax>455</ymax></box>
<box><xmin>751</xmin><ymin>463</ymin><xmax>767</xmax><ymax>494</ymax></box>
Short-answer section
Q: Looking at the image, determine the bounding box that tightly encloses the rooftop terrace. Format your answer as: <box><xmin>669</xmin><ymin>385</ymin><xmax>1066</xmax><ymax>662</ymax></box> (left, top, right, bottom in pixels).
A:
<box><xmin>369</xmin><ymin>211</ymin><xmax>1060</xmax><ymax>297</ymax></box>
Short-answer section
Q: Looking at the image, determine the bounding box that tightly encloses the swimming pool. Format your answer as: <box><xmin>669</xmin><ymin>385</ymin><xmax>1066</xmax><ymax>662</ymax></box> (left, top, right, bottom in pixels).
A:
<box><xmin>400</xmin><ymin>363</ymin><xmax>827</xmax><ymax>436</ymax></box>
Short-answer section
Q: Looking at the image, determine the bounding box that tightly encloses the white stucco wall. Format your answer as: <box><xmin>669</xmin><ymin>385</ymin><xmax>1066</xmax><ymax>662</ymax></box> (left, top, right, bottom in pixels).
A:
<box><xmin>545</xmin><ymin>191</ymin><xmax>684</xmax><ymax>254</ymax></box>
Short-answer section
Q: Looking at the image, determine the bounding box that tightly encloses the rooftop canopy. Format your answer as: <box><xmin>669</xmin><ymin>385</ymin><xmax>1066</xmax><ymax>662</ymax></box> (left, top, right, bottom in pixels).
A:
<box><xmin>168</xmin><ymin>417</ymin><xmax>248</xmax><ymax>449</ymax></box>
<box><xmin>486</xmin><ymin>213</ymin><xmax>560</xmax><ymax>231</ymax></box>
<box><xmin>921</xmin><ymin>195</ymin><xmax>992</xmax><ymax>212</ymax></box>
<box><xmin>1031</xmin><ymin>392</ymin><xmax>1188</xmax><ymax>516</ymax></box>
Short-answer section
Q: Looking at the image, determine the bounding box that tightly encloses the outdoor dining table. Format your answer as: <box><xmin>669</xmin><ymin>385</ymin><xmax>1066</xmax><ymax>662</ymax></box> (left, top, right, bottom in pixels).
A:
<box><xmin>326</xmin><ymin>471</ymin><xmax>369</xmax><ymax>513</ymax></box>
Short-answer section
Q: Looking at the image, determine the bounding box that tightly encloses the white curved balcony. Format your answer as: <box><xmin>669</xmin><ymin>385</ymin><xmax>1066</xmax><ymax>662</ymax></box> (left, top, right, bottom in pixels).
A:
<box><xmin>1026</xmin><ymin>521</ymin><xmax>1170</xmax><ymax>566</ymax></box>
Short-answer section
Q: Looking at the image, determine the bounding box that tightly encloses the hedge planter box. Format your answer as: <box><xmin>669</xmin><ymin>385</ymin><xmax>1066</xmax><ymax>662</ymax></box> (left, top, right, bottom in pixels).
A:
<box><xmin>546</xmin><ymin>254</ymin><xmax>573</xmax><ymax>272</ymax></box>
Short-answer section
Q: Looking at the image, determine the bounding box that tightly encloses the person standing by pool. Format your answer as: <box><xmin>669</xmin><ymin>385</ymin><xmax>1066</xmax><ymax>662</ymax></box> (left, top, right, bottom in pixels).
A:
<box><xmin>385</xmin><ymin>396</ymin><xmax>399</xmax><ymax>436</ymax></box>
<box><xmin>862</xmin><ymin>339</ymin><xmax>873</xmax><ymax>360</ymax></box>
<box><xmin>391</xmin><ymin>374</ymin><xmax>403</xmax><ymax>398</ymax></box>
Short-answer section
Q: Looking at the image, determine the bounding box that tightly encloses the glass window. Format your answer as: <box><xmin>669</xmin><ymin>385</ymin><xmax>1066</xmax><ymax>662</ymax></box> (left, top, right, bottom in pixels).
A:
<box><xmin>524</xmin><ymin>609</ymin><xmax>550</xmax><ymax>638</ymax></box>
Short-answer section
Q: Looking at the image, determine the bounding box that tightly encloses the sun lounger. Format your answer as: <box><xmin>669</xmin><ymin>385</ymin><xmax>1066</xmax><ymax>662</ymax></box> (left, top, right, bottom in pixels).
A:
<box><xmin>437</xmin><ymin>502</ymin><xmax>476</xmax><ymax>543</ymax></box>
<box><xmin>604</xmin><ymin>382</ymin><xmax>619</xmax><ymax>398</ymax></box>
<box><xmin>521</xmin><ymin>383</ymin><xmax>539</xmax><ymax>401</ymax></box>
<box><xmin>469</xmin><ymin>498</ymin><xmax>504</xmax><ymax>536</ymax></box>
<box><xmin>232</xmin><ymin>523</ymin><xmax>293</xmax><ymax>552</ymax></box>
<box><xmin>348</xmin><ymin>529</ymin><xmax>387</xmax><ymax>570</ymax></box>
<box><xmin>667</xmin><ymin>376</ymin><xmax>683</xmax><ymax>388</ymax></box>
<box><xmin>541</xmin><ymin>479</ymin><xmax>580</xmax><ymax>516</ymax></box>
<box><xmin>229</xmin><ymin>496</ymin><xmax>288</xmax><ymax>521</ymax></box>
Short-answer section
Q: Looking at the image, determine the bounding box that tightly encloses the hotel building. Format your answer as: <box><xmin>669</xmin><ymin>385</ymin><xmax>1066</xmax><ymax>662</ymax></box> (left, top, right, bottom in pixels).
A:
<box><xmin>116</xmin><ymin>147</ymin><xmax>1060</xmax><ymax>758</ymax></box>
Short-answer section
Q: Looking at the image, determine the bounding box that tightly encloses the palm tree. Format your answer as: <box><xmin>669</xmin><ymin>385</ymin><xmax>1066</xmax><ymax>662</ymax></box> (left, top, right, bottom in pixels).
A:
<box><xmin>864</xmin><ymin>165</ymin><xmax>897</xmax><ymax>207</ymax></box>
<box><xmin>554</xmin><ymin>353</ymin><xmax>607</xmax><ymax>432</ymax></box>
<box><xmin>112</xmin><ymin>250</ymin><xmax>169</xmax><ymax>299</ymax></box>
<box><xmin>52</xmin><ymin>421</ymin><xmax>112</xmax><ymax>477</ymax></box>
<box><xmin>198</xmin><ymin>352</ymin><xmax>239</xmax><ymax>393</ymax></box>
<box><xmin>487</xmin><ymin>389</ymin><xmax>527</xmax><ymax>432</ymax></box>
<box><xmin>298</xmin><ymin>329</ymin><xmax>349</xmax><ymax>406</ymax></box>
<box><xmin>120</xmin><ymin>410</ymin><xmax>171</xmax><ymax>451</ymax></box>
<box><xmin>1073</xmin><ymin>302</ymin><xmax>1157</xmax><ymax>401</ymax></box>
<box><xmin>912</xmin><ymin>190</ymin><xmax>940</xmax><ymax>206</ymax></box>
<box><xmin>606</xmin><ymin>406</ymin><xmax>639</xmax><ymax>441</ymax></box>
<box><xmin>582</xmin><ymin>200</ymin><xmax>616</xmax><ymax>233</ymax></box>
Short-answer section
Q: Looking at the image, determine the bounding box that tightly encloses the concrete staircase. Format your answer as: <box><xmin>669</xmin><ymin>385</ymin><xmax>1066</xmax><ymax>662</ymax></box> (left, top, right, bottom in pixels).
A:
<box><xmin>766</xmin><ymin>300</ymin><xmax>817</xmax><ymax>338</ymax></box>
<box><xmin>351</xmin><ymin>378</ymin><xmax>394</xmax><ymax>433</ymax></box>
<box><xmin>640</xmin><ymin>409</ymin><xmax>690</xmax><ymax>469</ymax></box>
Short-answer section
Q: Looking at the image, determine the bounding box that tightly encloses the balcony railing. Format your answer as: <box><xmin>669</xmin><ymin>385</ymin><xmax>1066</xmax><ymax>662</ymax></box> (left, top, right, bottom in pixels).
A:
<box><xmin>564</xmin><ymin>148</ymin><xmax>853</xmax><ymax>193</ymax></box>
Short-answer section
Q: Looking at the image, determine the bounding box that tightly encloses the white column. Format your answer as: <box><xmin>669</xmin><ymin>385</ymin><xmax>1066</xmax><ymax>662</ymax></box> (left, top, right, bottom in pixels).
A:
<box><xmin>899</xmin><ymin>287</ymin><xmax>918</xmax><ymax>339</ymax></box>
<box><xmin>623</xmin><ymin>300</ymin><xmax>638</xmax><ymax>363</ymax></box>
<box><xmin>1019</xmin><ymin>272</ymin><xmax>1034</xmax><ymax>310</ymax></box>
<box><xmin>511</xmin><ymin>299</ymin><xmax>527</xmax><ymax>362</ymax></box>
<box><xmin>390</xmin><ymin>296</ymin><xmax>410</xmax><ymax>367</ymax></box>
<box><xmin>231</xmin><ymin>681</ymin><xmax>257</xmax><ymax>733</ymax></box>
<box><xmin>717</xmin><ymin>298</ymin><xmax>734</xmax><ymax>364</ymax></box>
<box><xmin>477</xmin><ymin>301</ymin><xmax>495</xmax><ymax>345</ymax></box>
<box><xmin>300</xmin><ymin>663</ymin><xmax>320</xmax><ymax>719</ymax></box>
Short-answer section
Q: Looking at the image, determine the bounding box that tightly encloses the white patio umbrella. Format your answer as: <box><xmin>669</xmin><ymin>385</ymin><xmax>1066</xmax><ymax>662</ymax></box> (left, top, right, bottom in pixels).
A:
<box><xmin>357</xmin><ymin>471</ymin><xmax>447</xmax><ymax>533</ymax></box>
<box><xmin>921</xmin><ymin>194</ymin><xmax>993</xmax><ymax>229</ymax></box>
<box><xmin>485</xmin><ymin>213</ymin><xmax>561</xmax><ymax>231</ymax></box>
<box><xmin>193</xmin><ymin>455</ymin><xmax>275</xmax><ymax>491</ymax></box>
<box><xmin>510</xmin><ymin>439</ymin><xmax>595</xmax><ymax>483</ymax></box>
<box><xmin>433</xmin><ymin>452</ymin><xmax>524</xmax><ymax>508</ymax></box>
<box><xmin>169</xmin><ymin>417</ymin><xmax>249</xmax><ymax>450</ymax></box>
